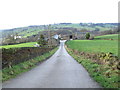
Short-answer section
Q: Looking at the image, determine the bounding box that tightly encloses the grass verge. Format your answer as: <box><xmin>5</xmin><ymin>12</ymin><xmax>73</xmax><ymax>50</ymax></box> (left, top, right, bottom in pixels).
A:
<box><xmin>2</xmin><ymin>47</ymin><xmax>58</xmax><ymax>82</ymax></box>
<box><xmin>65</xmin><ymin>46</ymin><xmax>119</xmax><ymax>88</ymax></box>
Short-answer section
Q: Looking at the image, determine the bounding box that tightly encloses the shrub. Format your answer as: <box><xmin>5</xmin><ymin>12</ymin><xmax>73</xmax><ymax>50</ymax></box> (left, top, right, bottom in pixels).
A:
<box><xmin>85</xmin><ymin>33</ymin><xmax>90</xmax><ymax>39</ymax></box>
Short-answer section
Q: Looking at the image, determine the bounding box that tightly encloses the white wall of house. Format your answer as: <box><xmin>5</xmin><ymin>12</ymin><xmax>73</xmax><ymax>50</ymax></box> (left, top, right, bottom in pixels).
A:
<box><xmin>14</xmin><ymin>36</ymin><xmax>22</xmax><ymax>39</ymax></box>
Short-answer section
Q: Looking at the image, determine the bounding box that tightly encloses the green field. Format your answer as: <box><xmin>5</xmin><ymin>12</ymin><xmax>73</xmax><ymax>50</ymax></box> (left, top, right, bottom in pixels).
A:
<box><xmin>95</xmin><ymin>34</ymin><xmax>118</xmax><ymax>40</ymax></box>
<box><xmin>66</xmin><ymin>40</ymin><xmax>118</xmax><ymax>56</ymax></box>
<box><xmin>0</xmin><ymin>42</ymin><xmax>37</xmax><ymax>49</ymax></box>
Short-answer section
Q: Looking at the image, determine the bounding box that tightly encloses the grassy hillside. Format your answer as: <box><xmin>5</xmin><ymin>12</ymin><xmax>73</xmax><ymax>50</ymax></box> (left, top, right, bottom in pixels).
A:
<box><xmin>1</xmin><ymin>23</ymin><xmax>117</xmax><ymax>38</ymax></box>
<box><xmin>1</xmin><ymin>26</ymin><xmax>45</xmax><ymax>38</ymax></box>
<box><xmin>0</xmin><ymin>42</ymin><xmax>37</xmax><ymax>49</ymax></box>
<box><xmin>95</xmin><ymin>34</ymin><xmax>118</xmax><ymax>40</ymax></box>
<box><xmin>53</xmin><ymin>23</ymin><xmax>116</xmax><ymax>31</ymax></box>
<box><xmin>66</xmin><ymin>40</ymin><xmax>118</xmax><ymax>56</ymax></box>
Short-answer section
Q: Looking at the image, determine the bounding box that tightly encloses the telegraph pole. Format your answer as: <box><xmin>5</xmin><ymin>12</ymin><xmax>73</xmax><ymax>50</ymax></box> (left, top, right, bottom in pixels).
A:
<box><xmin>48</xmin><ymin>24</ymin><xmax>51</xmax><ymax>46</ymax></box>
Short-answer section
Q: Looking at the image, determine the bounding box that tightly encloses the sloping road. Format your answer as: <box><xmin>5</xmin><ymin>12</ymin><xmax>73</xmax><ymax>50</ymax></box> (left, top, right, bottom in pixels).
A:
<box><xmin>3</xmin><ymin>40</ymin><xmax>101</xmax><ymax>88</ymax></box>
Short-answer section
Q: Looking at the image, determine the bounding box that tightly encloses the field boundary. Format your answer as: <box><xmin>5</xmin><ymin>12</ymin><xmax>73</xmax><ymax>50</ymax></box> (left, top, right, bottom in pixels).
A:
<box><xmin>2</xmin><ymin>47</ymin><xmax>55</xmax><ymax>69</ymax></box>
<box><xmin>2</xmin><ymin>47</ymin><xmax>58</xmax><ymax>82</ymax></box>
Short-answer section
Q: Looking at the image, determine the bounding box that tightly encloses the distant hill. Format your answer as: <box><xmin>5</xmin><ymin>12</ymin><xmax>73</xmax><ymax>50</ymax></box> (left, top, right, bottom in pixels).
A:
<box><xmin>1</xmin><ymin>23</ymin><xmax>118</xmax><ymax>39</ymax></box>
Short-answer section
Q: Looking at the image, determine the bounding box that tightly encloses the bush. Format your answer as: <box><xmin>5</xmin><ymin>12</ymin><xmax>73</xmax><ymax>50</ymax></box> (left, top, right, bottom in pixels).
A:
<box><xmin>85</xmin><ymin>33</ymin><xmax>90</xmax><ymax>39</ymax></box>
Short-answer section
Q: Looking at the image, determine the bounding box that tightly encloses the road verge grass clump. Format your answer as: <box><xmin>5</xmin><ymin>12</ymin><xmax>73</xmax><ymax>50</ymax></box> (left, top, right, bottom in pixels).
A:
<box><xmin>2</xmin><ymin>47</ymin><xmax>58</xmax><ymax>82</ymax></box>
<box><xmin>65</xmin><ymin>46</ymin><xmax>119</xmax><ymax>88</ymax></box>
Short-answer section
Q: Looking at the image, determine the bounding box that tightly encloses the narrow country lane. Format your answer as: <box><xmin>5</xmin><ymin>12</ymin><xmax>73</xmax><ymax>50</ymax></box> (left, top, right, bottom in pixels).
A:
<box><xmin>2</xmin><ymin>40</ymin><xmax>101</xmax><ymax>88</ymax></box>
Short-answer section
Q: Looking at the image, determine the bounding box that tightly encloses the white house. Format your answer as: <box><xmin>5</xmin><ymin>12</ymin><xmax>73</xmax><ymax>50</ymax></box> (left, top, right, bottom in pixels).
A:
<box><xmin>53</xmin><ymin>34</ymin><xmax>59</xmax><ymax>39</ymax></box>
<box><xmin>14</xmin><ymin>36</ymin><xmax>22</xmax><ymax>39</ymax></box>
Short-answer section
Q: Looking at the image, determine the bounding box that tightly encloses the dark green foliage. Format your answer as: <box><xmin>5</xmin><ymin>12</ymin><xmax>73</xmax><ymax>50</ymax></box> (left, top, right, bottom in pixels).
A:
<box><xmin>2</xmin><ymin>47</ymin><xmax>54</xmax><ymax>69</ymax></box>
<box><xmin>85</xmin><ymin>33</ymin><xmax>90</xmax><ymax>39</ymax></box>
<box><xmin>37</xmin><ymin>34</ymin><xmax>47</xmax><ymax>47</ymax></box>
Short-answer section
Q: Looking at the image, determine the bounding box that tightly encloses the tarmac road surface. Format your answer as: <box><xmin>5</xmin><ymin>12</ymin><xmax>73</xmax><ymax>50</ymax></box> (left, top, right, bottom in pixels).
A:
<box><xmin>3</xmin><ymin>40</ymin><xmax>101</xmax><ymax>88</ymax></box>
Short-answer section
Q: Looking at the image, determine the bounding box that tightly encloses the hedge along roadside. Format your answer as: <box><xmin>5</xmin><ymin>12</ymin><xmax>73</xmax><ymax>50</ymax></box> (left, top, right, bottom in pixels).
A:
<box><xmin>2</xmin><ymin>47</ymin><xmax>57</xmax><ymax>69</ymax></box>
<box><xmin>65</xmin><ymin>45</ymin><xmax>119</xmax><ymax>88</ymax></box>
<box><xmin>2</xmin><ymin>47</ymin><xmax>58</xmax><ymax>82</ymax></box>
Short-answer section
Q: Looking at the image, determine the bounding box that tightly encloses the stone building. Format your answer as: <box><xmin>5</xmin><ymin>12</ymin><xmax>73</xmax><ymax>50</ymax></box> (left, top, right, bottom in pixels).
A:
<box><xmin>61</xmin><ymin>34</ymin><xmax>76</xmax><ymax>40</ymax></box>
<box><xmin>61</xmin><ymin>32</ymin><xmax>87</xmax><ymax>40</ymax></box>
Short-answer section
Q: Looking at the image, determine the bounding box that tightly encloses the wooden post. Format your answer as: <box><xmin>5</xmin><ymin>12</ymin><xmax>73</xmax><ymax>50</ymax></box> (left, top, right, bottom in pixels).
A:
<box><xmin>48</xmin><ymin>24</ymin><xmax>51</xmax><ymax>47</ymax></box>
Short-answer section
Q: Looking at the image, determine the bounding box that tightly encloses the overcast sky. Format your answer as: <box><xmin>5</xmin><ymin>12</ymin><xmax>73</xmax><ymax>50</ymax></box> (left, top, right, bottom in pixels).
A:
<box><xmin>0</xmin><ymin>0</ymin><xmax>119</xmax><ymax>30</ymax></box>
